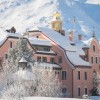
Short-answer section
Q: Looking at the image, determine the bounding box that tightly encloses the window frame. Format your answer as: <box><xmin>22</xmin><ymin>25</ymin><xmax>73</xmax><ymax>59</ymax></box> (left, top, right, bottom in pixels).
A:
<box><xmin>78</xmin><ymin>71</ymin><xmax>80</xmax><ymax>80</ymax></box>
<box><xmin>84</xmin><ymin>88</ymin><xmax>88</xmax><ymax>95</ymax></box>
<box><xmin>62</xmin><ymin>87</ymin><xmax>67</xmax><ymax>96</ymax></box>
<box><xmin>84</xmin><ymin>72</ymin><xmax>87</xmax><ymax>80</ymax></box>
<box><xmin>58</xmin><ymin>56</ymin><xmax>62</xmax><ymax>64</ymax></box>
<box><xmin>42</xmin><ymin>57</ymin><xmax>47</xmax><ymax>62</ymax></box>
<box><xmin>95</xmin><ymin>57</ymin><xmax>98</xmax><ymax>64</ymax></box>
<box><xmin>50</xmin><ymin>58</ymin><xmax>55</xmax><ymax>64</ymax></box>
<box><xmin>78</xmin><ymin>87</ymin><xmax>81</xmax><ymax>96</ymax></box>
<box><xmin>93</xmin><ymin>45</ymin><xmax>95</xmax><ymax>52</ymax></box>
<box><xmin>37</xmin><ymin>56</ymin><xmax>41</xmax><ymax>62</ymax></box>
<box><xmin>5</xmin><ymin>54</ymin><xmax>8</xmax><ymax>60</ymax></box>
<box><xmin>62</xmin><ymin>71</ymin><xmax>67</xmax><ymax>80</ymax></box>
<box><xmin>91</xmin><ymin>57</ymin><xmax>93</xmax><ymax>64</ymax></box>
<box><xmin>10</xmin><ymin>41</ymin><xmax>12</xmax><ymax>48</ymax></box>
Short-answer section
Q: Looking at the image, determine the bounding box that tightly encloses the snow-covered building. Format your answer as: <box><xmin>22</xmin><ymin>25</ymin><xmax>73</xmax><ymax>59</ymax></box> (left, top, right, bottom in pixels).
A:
<box><xmin>0</xmin><ymin>12</ymin><xmax>100</xmax><ymax>98</ymax></box>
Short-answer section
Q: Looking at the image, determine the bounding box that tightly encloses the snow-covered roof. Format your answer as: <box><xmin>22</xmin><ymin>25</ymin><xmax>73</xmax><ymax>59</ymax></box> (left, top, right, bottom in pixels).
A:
<box><xmin>0</xmin><ymin>29</ymin><xmax>23</xmax><ymax>46</ymax></box>
<box><xmin>36</xmin><ymin>50</ymin><xmax>56</xmax><ymax>55</ymax></box>
<box><xmin>66</xmin><ymin>51</ymin><xmax>91</xmax><ymax>67</ymax></box>
<box><xmin>83</xmin><ymin>38</ymin><xmax>94</xmax><ymax>46</ymax></box>
<box><xmin>29</xmin><ymin>26</ymin><xmax>40</xmax><ymax>31</ymax></box>
<box><xmin>29</xmin><ymin>27</ymin><xmax>91</xmax><ymax>67</ymax></box>
<box><xmin>29</xmin><ymin>27</ymin><xmax>77</xmax><ymax>52</ymax></box>
<box><xmin>19</xmin><ymin>57</ymin><xmax>27</xmax><ymax>63</ymax></box>
<box><xmin>34</xmin><ymin>62</ymin><xmax>61</xmax><ymax>69</ymax></box>
<box><xmin>29</xmin><ymin>37</ymin><xmax>52</xmax><ymax>46</ymax></box>
<box><xmin>14</xmin><ymin>70</ymin><xmax>35</xmax><ymax>80</ymax></box>
<box><xmin>76</xmin><ymin>40</ymin><xmax>89</xmax><ymax>49</ymax></box>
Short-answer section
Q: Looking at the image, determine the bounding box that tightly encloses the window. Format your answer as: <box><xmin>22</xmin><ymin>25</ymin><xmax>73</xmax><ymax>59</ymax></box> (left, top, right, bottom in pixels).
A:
<box><xmin>91</xmin><ymin>57</ymin><xmax>93</xmax><ymax>63</ymax></box>
<box><xmin>62</xmin><ymin>71</ymin><xmax>67</xmax><ymax>80</ymax></box>
<box><xmin>99</xmin><ymin>65</ymin><xmax>100</xmax><ymax>70</ymax></box>
<box><xmin>58</xmin><ymin>56</ymin><xmax>62</xmax><ymax>64</ymax></box>
<box><xmin>37</xmin><ymin>56</ymin><xmax>41</xmax><ymax>62</ymax></box>
<box><xmin>36</xmin><ymin>36</ymin><xmax>39</xmax><ymax>38</ymax></box>
<box><xmin>78</xmin><ymin>71</ymin><xmax>80</xmax><ymax>80</ymax></box>
<box><xmin>42</xmin><ymin>57</ymin><xmax>47</xmax><ymax>62</ymax></box>
<box><xmin>85</xmin><ymin>88</ymin><xmax>88</xmax><ymax>94</ymax></box>
<box><xmin>62</xmin><ymin>88</ymin><xmax>67</xmax><ymax>96</ymax></box>
<box><xmin>10</xmin><ymin>41</ymin><xmax>12</xmax><ymax>48</ymax></box>
<box><xmin>50</xmin><ymin>58</ymin><xmax>54</xmax><ymax>63</ymax></box>
<box><xmin>84</xmin><ymin>72</ymin><xmax>87</xmax><ymax>80</ymax></box>
<box><xmin>44</xmin><ymin>48</ymin><xmax>50</xmax><ymax>51</ymax></box>
<box><xmin>5</xmin><ymin>54</ymin><xmax>8</xmax><ymax>60</ymax></box>
<box><xmin>96</xmin><ymin>57</ymin><xmax>98</xmax><ymax>63</ymax></box>
<box><xmin>55</xmin><ymin>71</ymin><xmax>60</xmax><ymax>75</ymax></box>
<box><xmin>78</xmin><ymin>87</ymin><xmax>81</xmax><ymax>96</ymax></box>
<box><xmin>93</xmin><ymin>45</ymin><xmax>95</xmax><ymax>52</ymax></box>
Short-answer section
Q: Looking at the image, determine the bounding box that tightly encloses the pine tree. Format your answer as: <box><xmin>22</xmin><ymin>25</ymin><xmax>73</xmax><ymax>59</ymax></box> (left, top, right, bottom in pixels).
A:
<box><xmin>7</xmin><ymin>37</ymin><xmax>34</xmax><ymax>72</ymax></box>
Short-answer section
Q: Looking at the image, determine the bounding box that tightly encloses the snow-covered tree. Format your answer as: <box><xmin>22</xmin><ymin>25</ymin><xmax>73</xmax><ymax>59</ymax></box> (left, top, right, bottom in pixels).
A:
<box><xmin>33</xmin><ymin>67</ymin><xmax>62</xmax><ymax>97</ymax></box>
<box><xmin>96</xmin><ymin>75</ymin><xmax>100</xmax><ymax>95</ymax></box>
<box><xmin>6</xmin><ymin>37</ymin><xmax>34</xmax><ymax>72</ymax></box>
<box><xmin>91</xmin><ymin>71</ymin><xmax>99</xmax><ymax>96</ymax></box>
<box><xmin>0</xmin><ymin>38</ymin><xmax>62</xmax><ymax>99</ymax></box>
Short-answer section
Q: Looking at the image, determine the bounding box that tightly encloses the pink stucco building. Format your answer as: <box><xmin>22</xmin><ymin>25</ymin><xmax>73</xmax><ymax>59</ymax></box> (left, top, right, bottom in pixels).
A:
<box><xmin>0</xmin><ymin>12</ymin><xmax>100</xmax><ymax>98</ymax></box>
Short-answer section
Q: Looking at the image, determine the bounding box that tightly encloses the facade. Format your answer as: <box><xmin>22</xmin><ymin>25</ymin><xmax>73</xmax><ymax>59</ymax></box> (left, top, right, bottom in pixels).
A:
<box><xmin>0</xmin><ymin>12</ymin><xmax>100</xmax><ymax>98</ymax></box>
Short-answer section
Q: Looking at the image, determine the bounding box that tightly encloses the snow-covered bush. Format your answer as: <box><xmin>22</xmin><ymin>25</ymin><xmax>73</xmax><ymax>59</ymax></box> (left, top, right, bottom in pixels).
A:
<box><xmin>33</xmin><ymin>67</ymin><xmax>62</xmax><ymax>97</ymax></box>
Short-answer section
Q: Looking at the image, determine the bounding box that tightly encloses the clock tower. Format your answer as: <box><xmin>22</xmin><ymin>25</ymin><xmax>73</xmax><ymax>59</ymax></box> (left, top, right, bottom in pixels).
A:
<box><xmin>51</xmin><ymin>12</ymin><xmax>65</xmax><ymax>36</ymax></box>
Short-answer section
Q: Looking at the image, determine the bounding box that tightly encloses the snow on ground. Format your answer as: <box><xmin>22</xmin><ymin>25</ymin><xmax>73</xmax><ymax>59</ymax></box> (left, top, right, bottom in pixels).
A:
<box><xmin>25</xmin><ymin>97</ymin><xmax>87</xmax><ymax>100</ymax></box>
<box><xmin>8</xmin><ymin>96</ymin><xmax>99</xmax><ymax>100</ymax></box>
<box><xmin>0</xmin><ymin>96</ymin><xmax>100</xmax><ymax>100</ymax></box>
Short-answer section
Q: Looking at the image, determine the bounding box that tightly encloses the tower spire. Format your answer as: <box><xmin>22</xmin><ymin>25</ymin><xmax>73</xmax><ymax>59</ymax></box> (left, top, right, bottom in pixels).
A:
<box><xmin>92</xmin><ymin>27</ymin><xmax>96</xmax><ymax>38</ymax></box>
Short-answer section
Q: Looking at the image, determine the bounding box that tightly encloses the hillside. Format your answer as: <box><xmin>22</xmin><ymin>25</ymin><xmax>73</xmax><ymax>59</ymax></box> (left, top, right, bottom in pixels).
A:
<box><xmin>0</xmin><ymin>0</ymin><xmax>100</xmax><ymax>39</ymax></box>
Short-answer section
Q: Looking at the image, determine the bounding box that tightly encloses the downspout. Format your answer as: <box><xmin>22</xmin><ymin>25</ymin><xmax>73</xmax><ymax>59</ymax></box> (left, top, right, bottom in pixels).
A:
<box><xmin>72</xmin><ymin>69</ymin><xmax>74</xmax><ymax>98</ymax></box>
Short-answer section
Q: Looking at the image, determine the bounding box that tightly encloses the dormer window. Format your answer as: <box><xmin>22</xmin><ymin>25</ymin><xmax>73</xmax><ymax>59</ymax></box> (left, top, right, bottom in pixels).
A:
<box><xmin>93</xmin><ymin>45</ymin><xmax>95</xmax><ymax>52</ymax></box>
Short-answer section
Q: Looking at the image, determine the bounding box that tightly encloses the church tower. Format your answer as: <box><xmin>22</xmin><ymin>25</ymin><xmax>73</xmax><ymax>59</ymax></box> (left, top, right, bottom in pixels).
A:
<box><xmin>51</xmin><ymin>12</ymin><xmax>65</xmax><ymax>36</ymax></box>
<box><xmin>51</xmin><ymin>12</ymin><xmax>62</xmax><ymax>32</ymax></box>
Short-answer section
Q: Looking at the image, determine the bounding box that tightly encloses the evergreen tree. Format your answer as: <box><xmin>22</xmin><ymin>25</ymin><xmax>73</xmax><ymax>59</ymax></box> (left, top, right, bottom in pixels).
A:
<box><xmin>7</xmin><ymin>37</ymin><xmax>34</xmax><ymax>72</ymax></box>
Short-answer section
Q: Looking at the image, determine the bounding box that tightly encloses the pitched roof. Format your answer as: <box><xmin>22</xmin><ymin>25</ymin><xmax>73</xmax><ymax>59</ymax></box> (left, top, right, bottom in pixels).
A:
<box><xmin>19</xmin><ymin>57</ymin><xmax>27</xmax><ymax>63</ymax></box>
<box><xmin>29</xmin><ymin>27</ymin><xmax>91</xmax><ymax>67</ymax></box>
<box><xmin>0</xmin><ymin>29</ymin><xmax>23</xmax><ymax>46</ymax></box>
<box><xmin>29</xmin><ymin>37</ymin><xmax>52</xmax><ymax>46</ymax></box>
<box><xmin>66</xmin><ymin>51</ymin><xmax>91</xmax><ymax>67</ymax></box>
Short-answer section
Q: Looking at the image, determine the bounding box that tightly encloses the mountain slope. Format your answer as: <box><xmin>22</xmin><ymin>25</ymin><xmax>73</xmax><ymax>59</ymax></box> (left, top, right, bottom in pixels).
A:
<box><xmin>0</xmin><ymin>0</ymin><xmax>100</xmax><ymax>39</ymax></box>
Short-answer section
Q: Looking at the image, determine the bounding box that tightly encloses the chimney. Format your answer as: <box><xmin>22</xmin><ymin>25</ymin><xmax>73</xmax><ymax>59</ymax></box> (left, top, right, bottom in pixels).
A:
<box><xmin>59</xmin><ymin>30</ymin><xmax>65</xmax><ymax>36</ymax></box>
<box><xmin>78</xmin><ymin>34</ymin><xmax>82</xmax><ymax>40</ymax></box>
<box><xmin>68</xmin><ymin>31</ymin><xmax>73</xmax><ymax>41</ymax></box>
